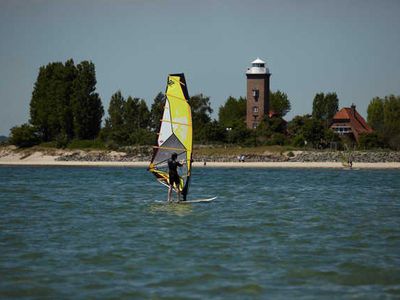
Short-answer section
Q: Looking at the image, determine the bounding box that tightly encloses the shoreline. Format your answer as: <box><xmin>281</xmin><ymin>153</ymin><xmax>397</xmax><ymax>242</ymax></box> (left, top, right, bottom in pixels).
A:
<box><xmin>0</xmin><ymin>159</ymin><xmax>399</xmax><ymax>169</ymax></box>
<box><xmin>1</xmin><ymin>147</ymin><xmax>400</xmax><ymax>169</ymax></box>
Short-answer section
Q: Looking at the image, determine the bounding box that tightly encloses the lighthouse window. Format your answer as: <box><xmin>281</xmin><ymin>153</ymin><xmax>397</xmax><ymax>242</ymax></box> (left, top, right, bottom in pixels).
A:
<box><xmin>252</xmin><ymin>89</ymin><xmax>259</xmax><ymax>99</ymax></box>
<box><xmin>253</xmin><ymin>106</ymin><xmax>259</xmax><ymax>113</ymax></box>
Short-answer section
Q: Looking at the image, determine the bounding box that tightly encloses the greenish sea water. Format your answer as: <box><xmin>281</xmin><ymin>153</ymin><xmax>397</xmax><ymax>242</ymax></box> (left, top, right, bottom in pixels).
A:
<box><xmin>0</xmin><ymin>166</ymin><xmax>399</xmax><ymax>299</ymax></box>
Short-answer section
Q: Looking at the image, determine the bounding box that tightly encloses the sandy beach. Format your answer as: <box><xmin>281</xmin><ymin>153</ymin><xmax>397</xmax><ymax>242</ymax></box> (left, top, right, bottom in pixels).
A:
<box><xmin>1</xmin><ymin>151</ymin><xmax>399</xmax><ymax>169</ymax></box>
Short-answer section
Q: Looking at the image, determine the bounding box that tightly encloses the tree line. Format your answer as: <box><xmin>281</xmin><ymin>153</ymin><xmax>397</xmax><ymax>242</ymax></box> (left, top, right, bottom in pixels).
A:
<box><xmin>8</xmin><ymin>59</ymin><xmax>400</xmax><ymax>150</ymax></box>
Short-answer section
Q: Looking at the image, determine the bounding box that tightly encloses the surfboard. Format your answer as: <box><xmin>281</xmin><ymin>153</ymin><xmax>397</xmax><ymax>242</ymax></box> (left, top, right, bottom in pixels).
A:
<box><xmin>177</xmin><ymin>196</ymin><xmax>217</xmax><ymax>204</ymax></box>
<box><xmin>154</xmin><ymin>196</ymin><xmax>217</xmax><ymax>204</ymax></box>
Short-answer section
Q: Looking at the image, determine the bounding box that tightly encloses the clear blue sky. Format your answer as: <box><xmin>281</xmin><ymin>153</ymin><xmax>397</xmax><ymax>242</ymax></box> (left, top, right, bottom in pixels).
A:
<box><xmin>1</xmin><ymin>0</ymin><xmax>399</xmax><ymax>136</ymax></box>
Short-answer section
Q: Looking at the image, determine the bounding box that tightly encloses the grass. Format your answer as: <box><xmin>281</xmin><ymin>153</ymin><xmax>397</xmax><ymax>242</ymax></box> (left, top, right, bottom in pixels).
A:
<box><xmin>193</xmin><ymin>145</ymin><xmax>298</xmax><ymax>156</ymax></box>
<box><xmin>66</xmin><ymin>139</ymin><xmax>107</xmax><ymax>150</ymax></box>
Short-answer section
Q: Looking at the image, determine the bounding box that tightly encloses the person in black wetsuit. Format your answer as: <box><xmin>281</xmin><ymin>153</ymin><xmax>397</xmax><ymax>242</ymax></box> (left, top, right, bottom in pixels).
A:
<box><xmin>168</xmin><ymin>153</ymin><xmax>183</xmax><ymax>202</ymax></box>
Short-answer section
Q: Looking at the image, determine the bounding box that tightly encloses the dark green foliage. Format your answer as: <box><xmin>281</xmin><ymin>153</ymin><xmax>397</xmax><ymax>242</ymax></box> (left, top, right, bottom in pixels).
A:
<box><xmin>67</xmin><ymin>139</ymin><xmax>107</xmax><ymax>150</ymax></box>
<box><xmin>358</xmin><ymin>132</ymin><xmax>384</xmax><ymax>149</ymax></box>
<box><xmin>128</xmin><ymin>129</ymin><xmax>157</xmax><ymax>145</ymax></box>
<box><xmin>28</xmin><ymin>59</ymin><xmax>103</xmax><ymax>144</ymax></box>
<box><xmin>270</xmin><ymin>90</ymin><xmax>291</xmax><ymax>117</ymax></box>
<box><xmin>287</xmin><ymin>115</ymin><xmax>333</xmax><ymax>148</ymax></box>
<box><xmin>30</xmin><ymin>62</ymin><xmax>71</xmax><ymax>141</ymax></box>
<box><xmin>188</xmin><ymin>94</ymin><xmax>213</xmax><ymax>143</ymax></box>
<box><xmin>103</xmin><ymin>91</ymin><xmax>151</xmax><ymax>146</ymax></box>
<box><xmin>267</xmin><ymin>116</ymin><xmax>287</xmax><ymax>133</ymax></box>
<box><xmin>367</xmin><ymin>97</ymin><xmax>384</xmax><ymax>131</ymax></box>
<box><xmin>312</xmin><ymin>92</ymin><xmax>339</xmax><ymax>127</ymax></box>
<box><xmin>366</xmin><ymin>95</ymin><xmax>400</xmax><ymax>149</ymax></box>
<box><xmin>197</xmin><ymin>121</ymin><xmax>227</xmax><ymax>144</ymax></box>
<box><xmin>303</xmin><ymin>118</ymin><xmax>325</xmax><ymax>148</ymax></box>
<box><xmin>228</xmin><ymin>124</ymin><xmax>253</xmax><ymax>145</ymax></box>
<box><xmin>71</xmin><ymin>61</ymin><xmax>104</xmax><ymax>139</ymax></box>
<box><xmin>9</xmin><ymin>124</ymin><xmax>40</xmax><ymax>148</ymax></box>
<box><xmin>218</xmin><ymin>96</ymin><xmax>246</xmax><ymax>129</ymax></box>
<box><xmin>150</xmin><ymin>92</ymin><xmax>165</xmax><ymax>132</ymax></box>
<box><xmin>287</xmin><ymin>114</ymin><xmax>312</xmax><ymax>137</ymax></box>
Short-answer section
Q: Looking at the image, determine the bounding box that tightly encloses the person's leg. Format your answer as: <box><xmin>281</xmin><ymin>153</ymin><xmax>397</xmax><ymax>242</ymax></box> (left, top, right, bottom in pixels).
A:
<box><xmin>168</xmin><ymin>185</ymin><xmax>173</xmax><ymax>202</ymax></box>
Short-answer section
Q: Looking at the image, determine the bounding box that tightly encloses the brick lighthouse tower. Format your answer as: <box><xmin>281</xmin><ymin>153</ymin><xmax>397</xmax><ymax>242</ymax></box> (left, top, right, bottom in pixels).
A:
<box><xmin>246</xmin><ymin>58</ymin><xmax>271</xmax><ymax>129</ymax></box>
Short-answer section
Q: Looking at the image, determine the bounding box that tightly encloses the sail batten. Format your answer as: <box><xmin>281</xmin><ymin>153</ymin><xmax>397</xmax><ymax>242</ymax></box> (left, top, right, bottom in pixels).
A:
<box><xmin>148</xmin><ymin>73</ymin><xmax>192</xmax><ymax>200</ymax></box>
<box><xmin>160</xmin><ymin>119</ymin><xmax>191</xmax><ymax>126</ymax></box>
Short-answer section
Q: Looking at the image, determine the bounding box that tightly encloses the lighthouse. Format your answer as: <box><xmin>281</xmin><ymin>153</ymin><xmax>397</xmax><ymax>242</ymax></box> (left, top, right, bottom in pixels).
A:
<box><xmin>246</xmin><ymin>58</ymin><xmax>271</xmax><ymax>129</ymax></box>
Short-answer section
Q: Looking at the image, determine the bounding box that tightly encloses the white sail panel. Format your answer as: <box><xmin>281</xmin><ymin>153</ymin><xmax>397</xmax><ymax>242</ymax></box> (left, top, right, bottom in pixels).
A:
<box><xmin>158</xmin><ymin>100</ymin><xmax>173</xmax><ymax>145</ymax></box>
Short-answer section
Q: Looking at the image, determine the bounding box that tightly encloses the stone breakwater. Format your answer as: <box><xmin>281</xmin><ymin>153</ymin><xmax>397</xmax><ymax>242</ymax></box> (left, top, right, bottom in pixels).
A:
<box><xmin>54</xmin><ymin>150</ymin><xmax>400</xmax><ymax>163</ymax></box>
<box><xmin>288</xmin><ymin>151</ymin><xmax>400</xmax><ymax>163</ymax></box>
<box><xmin>55</xmin><ymin>151</ymin><xmax>146</xmax><ymax>162</ymax></box>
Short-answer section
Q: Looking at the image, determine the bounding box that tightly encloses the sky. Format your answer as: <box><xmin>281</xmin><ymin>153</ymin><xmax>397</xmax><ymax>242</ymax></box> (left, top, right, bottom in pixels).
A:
<box><xmin>0</xmin><ymin>0</ymin><xmax>399</xmax><ymax>136</ymax></box>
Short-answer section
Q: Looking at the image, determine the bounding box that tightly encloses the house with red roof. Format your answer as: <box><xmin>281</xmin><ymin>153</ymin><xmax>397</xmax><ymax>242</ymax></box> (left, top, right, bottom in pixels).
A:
<box><xmin>330</xmin><ymin>104</ymin><xmax>373</xmax><ymax>143</ymax></box>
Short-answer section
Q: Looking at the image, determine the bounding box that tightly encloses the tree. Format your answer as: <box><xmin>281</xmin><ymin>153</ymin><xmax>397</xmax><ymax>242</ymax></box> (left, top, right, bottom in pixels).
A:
<box><xmin>383</xmin><ymin>95</ymin><xmax>400</xmax><ymax>149</ymax></box>
<box><xmin>188</xmin><ymin>94</ymin><xmax>213</xmax><ymax>142</ymax></box>
<box><xmin>312</xmin><ymin>92</ymin><xmax>339</xmax><ymax>127</ymax></box>
<box><xmin>105</xmin><ymin>91</ymin><xmax>126</xmax><ymax>144</ymax></box>
<box><xmin>150</xmin><ymin>92</ymin><xmax>165</xmax><ymax>132</ymax></box>
<box><xmin>137</xmin><ymin>99</ymin><xmax>150</xmax><ymax>129</ymax></box>
<box><xmin>218</xmin><ymin>96</ymin><xmax>246</xmax><ymax>129</ymax></box>
<box><xmin>270</xmin><ymin>90</ymin><xmax>291</xmax><ymax>117</ymax></box>
<box><xmin>287</xmin><ymin>114</ymin><xmax>312</xmax><ymax>147</ymax></box>
<box><xmin>71</xmin><ymin>61</ymin><xmax>104</xmax><ymax>139</ymax></box>
<box><xmin>124</xmin><ymin>96</ymin><xmax>150</xmax><ymax>144</ymax></box>
<box><xmin>358</xmin><ymin>132</ymin><xmax>384</xmax><ymax>149</ymax></box>
<box><xmin>30</xmin><ymin>62</ymin><xmax>69</xmax><ymax>141</ymax></box>
<box><xmin>201</xmin><ymin>120</ymin><xmax>226</xmax><ymax>144</ymax></box>
<box><xmin>29</xmin><ymin>59</ymin><xmax>103</xmax><ymax>143</ymax></box>
<box><xmin>366</xmin><ymin>95</ymin><xmax>400</xmax><ymax>149</ymax></box>
<box><xmin>367</xmin><ymin>97</ymin><xmax>384</xmax><ymax>131</ymax></box>
<box><xmin>302</xmin><ymin>118</ymin><xmax>325</xmax><ymax>148</ymax></box>
<box><xmin>9</xmin><ymin>124</ymin><xmax>40</xmax><ymax>148</ymax></box>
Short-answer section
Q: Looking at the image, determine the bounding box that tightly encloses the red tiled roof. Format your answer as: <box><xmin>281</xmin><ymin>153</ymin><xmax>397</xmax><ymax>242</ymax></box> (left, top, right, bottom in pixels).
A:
<box><xmin>331</xmin><ymin>107</ymin><xmax>373</xmax><ymax>141</ymax></box>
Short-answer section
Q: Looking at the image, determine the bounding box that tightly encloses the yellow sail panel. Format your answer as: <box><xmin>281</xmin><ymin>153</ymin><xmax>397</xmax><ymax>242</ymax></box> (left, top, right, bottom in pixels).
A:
<box><xmin>166</xmin><ymin>75</ymin><xmax>186</xmax><ymax>101</ymax></box>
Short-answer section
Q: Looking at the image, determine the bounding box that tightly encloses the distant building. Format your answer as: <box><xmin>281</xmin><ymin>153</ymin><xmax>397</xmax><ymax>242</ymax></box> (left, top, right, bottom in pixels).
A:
<box><xmin>330</xmin><ymin>104</ymin><xmax>373</xmax><ymax>143</ymax></box>
<box><xmin>246</xmin><ymin>58</ymin><xmax>271</xmax><ymax>129</ymax></box>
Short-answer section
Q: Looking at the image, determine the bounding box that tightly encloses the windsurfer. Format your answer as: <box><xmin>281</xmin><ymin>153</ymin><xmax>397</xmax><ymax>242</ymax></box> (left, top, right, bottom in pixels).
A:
<box><xmin>168</xmin><ymin>153</ymin><xmax>183</xmax><ymax>202</ymax></box>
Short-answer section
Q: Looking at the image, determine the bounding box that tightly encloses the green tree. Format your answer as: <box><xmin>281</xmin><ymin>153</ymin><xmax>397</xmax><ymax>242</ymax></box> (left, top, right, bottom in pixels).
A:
<box><xmin>312</xmin><ymin>92</ymin><xmax>339</xmax><ymax>127</ymax></box>
<box><xmin>303</xmin><ymin>118</ymin><xmax>325</xmax><ymax>148</ymax></box>
<box><xmin>358</xmin><ymin>132</ymin><xmax>384</xmax><ymax>149</ymax></box>
<box><xmin>71</xmin><ymin>61</ymin><xmax>104</xmax><ymax>139</ymax></box>
<box><xmin>287</xmin><ymin>114</ymin><xmax>312</xmax><ymax>147</ymax></box>
<box><xmin>150</xmin><ymin>92</ymin><xmax>165</xmax><ymax>132</ymax></box>
<box><xmin>9</xmin><ymin>124</ymin><xmax>40</xmax><ymax>148</ymax></box>
<box><xmin>29</xmin><ymin>59</ymin><xmax>103</xmax><ymax>143</ymax></box>
<box><xmin>30</xmin><ymin>62</ymin><xmax>67</xmax><ymax>141</ymax></box>
<box><xmin>383</xmin><ymin>95</ymin><xmax>400</xmax><ymax>149</ymax></box>
<box><xmin>137</xmin><ymin>99</ymin><xmax>150</xmax><ymax>129</ymax></box>
<box><xmin>366</xmin><ymin>95</ymin><xmax>400</xmax><ymax>149</ymax></box>
<box><xmin>287</xmin><ymin>114</ymin><xmax>311</xmax><ymax>136</ymax></box>
<box><xmin>367</xmin><ymin>97</ymin><xmax>384</xmax><ymax>131</ymax></box>
<box><xmin>218</xmin><ymin>96</ymin><xmax>246</xmax><ymax>129</ymax></box>
<box><xmin>270</xmin><ymin>90</ymin><xmax>291</xmax><ymax>117</ymax></box>
<box><xmin>124</xmin><ymin>97</ymin><xmax>150</xmax><ymax>144</ymax></box>
<box><xmin>188</xmin><ymin>94</ymin><xmax>213</xmax><ymax>142</ymax></box>
<box><xmin>105</xmin><ymin>91</ymin><xmax>126</xmax><ymax>144</ymax></box>
<box><xmin>202</xmin><ymin>120</ymin><xmax>227</xmax><ymax>144</ymax></box>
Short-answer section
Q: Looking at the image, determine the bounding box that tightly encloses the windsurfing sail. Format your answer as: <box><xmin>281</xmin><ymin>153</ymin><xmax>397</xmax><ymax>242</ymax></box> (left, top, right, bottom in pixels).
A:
<box><xmin>148</xmin><ymin>73</ymin><xmax>192</xmax><ymax>200</ymax></box>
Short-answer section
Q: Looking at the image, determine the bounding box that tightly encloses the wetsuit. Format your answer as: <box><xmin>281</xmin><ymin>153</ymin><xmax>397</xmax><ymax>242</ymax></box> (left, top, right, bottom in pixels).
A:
<box><xmin>168</xmin><ymin>158</ymin><xmax>182</xmax><ymax>188</ymax></box>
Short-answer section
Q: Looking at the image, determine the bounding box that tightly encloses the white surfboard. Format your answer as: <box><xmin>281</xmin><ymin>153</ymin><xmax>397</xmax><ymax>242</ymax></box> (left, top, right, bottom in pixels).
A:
<box><xmin>155</xmin><ymin>196</ymin><xmax>217</xmax><ymax>204</ymax></box>
<box><xmin>177</xmin><ymin>196</ymin><xmax>217</xmax><ymax>204</ymax></box>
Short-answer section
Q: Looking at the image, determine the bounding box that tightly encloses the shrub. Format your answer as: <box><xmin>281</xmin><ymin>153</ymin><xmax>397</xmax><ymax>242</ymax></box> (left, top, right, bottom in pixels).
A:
<box><xmin>9</xmin><ymin>124</ymin><xmax>40</xmax><ymax>148</ymax></box>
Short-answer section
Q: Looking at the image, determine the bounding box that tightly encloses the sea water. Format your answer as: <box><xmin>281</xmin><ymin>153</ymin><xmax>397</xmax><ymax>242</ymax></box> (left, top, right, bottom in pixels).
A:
<box><xmin>0</xmin><ymin>166</ymin><xmax>399</xmax><ymax>299</ymax></box>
